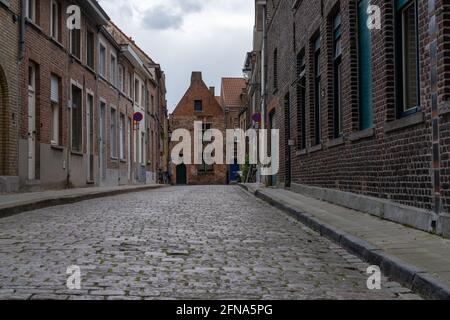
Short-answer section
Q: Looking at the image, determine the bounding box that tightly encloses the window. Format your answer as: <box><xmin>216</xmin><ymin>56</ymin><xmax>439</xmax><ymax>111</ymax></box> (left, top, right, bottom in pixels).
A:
<box><xmin>135</xmin><ymin>79</ymin><xmax>140</xmax><ymax>104</ymax></box>
<box><xmin>70</xmin><ymin>28</ymin><xmax>81</xmax><ymax>59</ymax></box>
<box><xmin>26</xmin><ymin>0</ymin><xmax>36</xmax><ymax>22</ymax></box>
<box><xmin>110</xmin><ymin>107</ymin><xmax>117</xmax><ymax>158</ymax></box>
<box><xmin>198</xmin><ymin>123</ymin><xmax>213</xmax><ymax>172</ymax></box>
<box><xmin>99</xmin><ymin>43</ymin><xmax>106</xmax><ymax>77</ymax></box>
<box><xmin>333</xmin><ymin>13</ymin><xmax>343</xmax><ymax>138</ymax></box>
<box><xmin>120</xmin><ymin>114</ymin><xmax>125</xmax><ymax>160</ymax></box>
<box><xmin>141</xmin><ymin>84</ymin><xmax>145</xmax><ymax>108</ymax></box>
<box><xmin>50</xmin><ymin>0</ymin><xmax>59</xmax><ymax>40</ymax></box>
<box><xmin>296</xmin><ymin>51</ymin><xmax>306</xmax><ymax>150</ymax></box>
<box><xmin>396</xmin><ymin>0</ymin><xmax>420</xmax><ymax>117</ymax></box>
<box><xmin>71</xmin><ymin>85</ymin><xmax>83</xmax><ymax>152</ymax></box>
<box><xmin>128</xmin><ymin>72</ymin><xmax>133</xmax><ymax>97</ymax></box>
<box><xmin>313</xmin><ymin>35</ymin><xmax>321</xmax><ymax>146</ymax></box>
<box><xmin>118</xmin><ymin>65</ymin><xmax>124</xmax><ymax>92</ymax></box>
<box><xmin>141</xmin><ymin>132</ymin><xmax>145</xmax><ymax>164</ymax></box>
<box><xmin>110</xmin><ymin>53</ymin><xmax>117</xmax><ymax>85</ymax></box>
<box><xmin>273</xmin><ymin>48</ymin><xmax>278</xmax><ymax>91</ymax></box>
<box><xmin>358</xmin><ymin>0</ymin><xmax>374</xmax><ymax>129</ymax></box>
<box><xmin>86</xmin><ymin>30</ymin><xmax>95</xmax><ymax>69</ymax></box>
<box><xmin>150</xmin><ymin>95</ymin><xmax>155</xmax><ymax>114</ymax></box>
<box><xmin>194</xmin><ymin>100</ymin><xmax>202</xmax><ymax>112</ymax></box>
<box><xmin>50</xmin><ymin>75</ymin><xmax>60</xmax><ymax>145</ymax></box>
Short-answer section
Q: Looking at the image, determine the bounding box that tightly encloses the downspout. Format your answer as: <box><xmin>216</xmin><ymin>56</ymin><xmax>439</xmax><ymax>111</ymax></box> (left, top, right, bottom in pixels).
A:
<box><xmin>117</xmin><ymin>89</ymin><xmax>121</xmax><ymax>186</ymax></box>
<box><xmin>15</xmin><ymin>0</ymin><xmax>26</xmax><ymax>179</ymax></box>
<box><xmin>260</xmin><ymin>2</ymin><xmax>268</xmax><ymax>185</ymax></box>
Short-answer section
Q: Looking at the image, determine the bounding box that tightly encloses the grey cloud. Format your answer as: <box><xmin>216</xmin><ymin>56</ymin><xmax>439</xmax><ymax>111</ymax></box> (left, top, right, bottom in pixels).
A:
<box><xmin>142</xmin><ymin>0</ymin><xmax>208</xmax><ymax>30</ymax></box>
<box><xmin>142</xmin><ymin>6</ymin><xmax>183</xmax><ymax>30</ymax></box>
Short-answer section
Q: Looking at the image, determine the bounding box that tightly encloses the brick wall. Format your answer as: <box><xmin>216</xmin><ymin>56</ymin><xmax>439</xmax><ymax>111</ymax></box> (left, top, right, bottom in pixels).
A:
<box><xmin>265</xmin><ymin>0</ymin><xmax>444</xmax><ymax>213</ymax></box>
<box><xmin>0</xmin><ymin>0</ymin><xmax>20</xmax><ymax>176</ymax></box>
<box><xmin>170</xmin><ymin>72</ymin><xmax>227</xmax><ymax>185</ymax></box>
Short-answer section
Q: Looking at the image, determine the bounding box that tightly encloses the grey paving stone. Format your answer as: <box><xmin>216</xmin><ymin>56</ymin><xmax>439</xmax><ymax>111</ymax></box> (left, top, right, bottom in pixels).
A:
<box><xmin>0</xmin><ymin>186</ymin><xmax>419</xmax><ymax>300</ymax></box>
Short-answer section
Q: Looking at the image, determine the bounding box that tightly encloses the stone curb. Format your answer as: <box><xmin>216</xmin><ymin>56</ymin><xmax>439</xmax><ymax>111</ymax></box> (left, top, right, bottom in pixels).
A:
<box><xmin>0</xmin><ymin>185</ymin><xmax>165</xmax><ymax>219</ymax></box>
<box><xmin>238</xmin><ymin>184</ymin><xmax>450</xmax><ymax>300</ymax></box>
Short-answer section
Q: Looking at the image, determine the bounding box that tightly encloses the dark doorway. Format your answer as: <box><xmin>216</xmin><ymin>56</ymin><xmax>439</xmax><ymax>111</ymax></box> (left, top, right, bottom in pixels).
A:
<box><xmin>176</xmin><ymin>164</ymin><xmax>187</xmax><ymax>185</ymax></box>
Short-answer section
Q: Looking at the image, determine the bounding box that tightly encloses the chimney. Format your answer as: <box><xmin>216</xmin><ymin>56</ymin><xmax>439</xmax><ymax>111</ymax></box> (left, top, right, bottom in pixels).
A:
<box><xmin>209</xmin><ymin>86</ymin><xmax>215</xmax><ymax>96</ymax></box>
<box><xmin>191</xmin><ymin>71</ymin><xmax>202</xmax><ymax>84</ymax></box>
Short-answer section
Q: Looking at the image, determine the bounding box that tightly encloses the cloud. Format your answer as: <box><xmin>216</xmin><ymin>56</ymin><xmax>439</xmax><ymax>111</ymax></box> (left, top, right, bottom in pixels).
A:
<box><xmin>98</xmin><ymin>0</ymin><xmax>254</xmax><ymax>111</ymax></box>
<box><xmin>140</xmin><ymin>0</ymin><xmax>209</xmax><ymax>30</ymax></box>
<box><xmin>142</xmin><ymin>6</ymin><xmax>183</xmax><ymax>30</ymax></box>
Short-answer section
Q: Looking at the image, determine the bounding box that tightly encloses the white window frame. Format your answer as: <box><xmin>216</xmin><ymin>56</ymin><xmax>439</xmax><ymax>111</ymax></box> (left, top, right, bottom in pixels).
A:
<box><xmin>99</xmin><ymin>41</ymin><xmax>107</xmax><ymax>78</ymax></box>
<box><xmin>110</xmin><ymin>106</ymin><xmax>118</xmax><ymax>159</ymax></box>
<box><xmin>50</xmin><ymin>74</ymin><xmax>60</xmax><ymax>146</ymax></box>
<box><xmin>134</xmin><ymin>77</ymin><xmax>140</xmax><ymax>105</ymax></box>
<box><xmin>118</xmin><ymin>65</ymin><xmax>124</xmax><ymax>93</ymax></box>
<box><xmin>110</xmin><ymin>52</ymin><xmax>117</xmax><ymax>86</ymax></box>
<box><xmin>26</xmin><ymin>0</ymin><xmax>36</xmax><ymax>22</ymax></box>
<box><xmin>70</xmin><ymin>80</ymin><xmax>84</xmax><ymax>153</ymax></box>
<box><xmin>50</xmin><ymin>0</ymin><xmax>59</xmax><ymax>40</ymax></box>
<box><xmin>119</xmin><ymin>113</ymin><xmax>125</xmax><ymax>160</ymax></box>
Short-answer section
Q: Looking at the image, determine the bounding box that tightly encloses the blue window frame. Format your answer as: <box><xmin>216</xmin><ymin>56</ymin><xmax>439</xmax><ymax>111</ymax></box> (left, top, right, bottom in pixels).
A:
<box><xmin>395</xmin><ymin>0</ymin><xmax>420</xmax><ymax>118</ymax></box>
<box><xmin>313</xmin><ymin>36</ymin><xmax>321</xmax><ymax>146</ymax></box>
<box><xmin>333</xmin><ymin>13</ymin><xmax>343</xmax><ymax>138</ymax></box>
<box><xmin>358</xmin><ymin>0</ymin><xmax>374</xmax><ymax>130</ymax></box>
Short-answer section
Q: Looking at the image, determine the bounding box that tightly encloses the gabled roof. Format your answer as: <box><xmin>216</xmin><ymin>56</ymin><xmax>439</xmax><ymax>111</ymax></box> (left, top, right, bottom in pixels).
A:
<box><xmin>221</xmin><ymin>78</ymin><xmax>247</xmax><ymax>108</ymax></box>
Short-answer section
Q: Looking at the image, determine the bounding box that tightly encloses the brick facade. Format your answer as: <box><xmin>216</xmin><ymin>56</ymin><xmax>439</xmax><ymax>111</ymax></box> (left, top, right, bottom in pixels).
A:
<box><xmin>1</xmin><ymin>0</ymin><xmax>167</xmax><ymax>191</ymax></box>
<box><xmin>256</xmin><ymin>0</ymin><xmax>450</xmax><ymax>229</ymax></box>
<box><xmin>0</xmin><ymin>0</ymin><xmax>20</xmax><ymax>180</ymax></box>
<box><xmin>170</xmin><ymin>72</ymin><xmax>227</xmax><ymax>185</ymax></box>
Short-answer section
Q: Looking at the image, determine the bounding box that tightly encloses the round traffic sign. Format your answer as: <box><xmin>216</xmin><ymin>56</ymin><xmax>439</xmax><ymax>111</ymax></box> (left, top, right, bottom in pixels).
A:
<box><xmin>133</xmin><ymin>112</ymin><xmax>143</xmax><ymax>122</ymax></box>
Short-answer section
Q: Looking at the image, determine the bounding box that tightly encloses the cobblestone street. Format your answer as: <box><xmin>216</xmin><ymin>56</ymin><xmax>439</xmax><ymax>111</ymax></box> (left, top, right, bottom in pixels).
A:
<box><xmin>0</xmin><ymin>186</ymin><xmax>420</xmax><ymax>300</ymax></box>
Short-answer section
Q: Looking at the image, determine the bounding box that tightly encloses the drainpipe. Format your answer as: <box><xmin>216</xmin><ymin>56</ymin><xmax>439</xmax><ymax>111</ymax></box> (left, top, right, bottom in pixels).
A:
<box><xmin>259</xmin><ymin>1</ymin><xmax>268</xmax><ymax>185</ymax></box>
<box><xmin>15</xmin><ymin>0</ymin><xmax>26</xmax><ymax>179</ymax></box>
<box><xmin>19</xmin><ymin>0</ymin><xmax>25</xmax><ymax>61</ymax></box>
<box><xmin>117</xmin><ymin>89</ymin><xmax>121</xmax><ymax>187</ymax></box>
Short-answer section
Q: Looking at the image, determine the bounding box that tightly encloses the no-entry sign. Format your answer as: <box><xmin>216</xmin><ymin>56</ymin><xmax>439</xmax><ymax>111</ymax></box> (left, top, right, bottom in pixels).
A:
<box><xmin>133</xmin><ymin>112</ymin><xmax>143</xmax><ymax>122</ymax></box>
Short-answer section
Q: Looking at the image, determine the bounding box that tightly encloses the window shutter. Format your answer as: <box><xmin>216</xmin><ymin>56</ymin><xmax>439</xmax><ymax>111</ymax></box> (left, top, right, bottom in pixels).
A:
<box><xmin>51</xmin><ymin>75</ymin><xmax>59</xmax><ymax>103</ymax></box>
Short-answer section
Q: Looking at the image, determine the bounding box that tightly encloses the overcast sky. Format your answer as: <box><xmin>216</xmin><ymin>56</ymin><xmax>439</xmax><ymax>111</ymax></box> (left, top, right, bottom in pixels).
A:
<box><xmin>98</xmin><ymin>0</ymin><xmax>254</xmax><ymax>112</ymax></box>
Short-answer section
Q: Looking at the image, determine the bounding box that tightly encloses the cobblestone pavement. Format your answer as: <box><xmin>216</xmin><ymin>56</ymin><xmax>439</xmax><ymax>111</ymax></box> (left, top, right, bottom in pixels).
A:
<box><xmin>0</xmin><ymin>186</ymin><xmax>421</xmax><ymax>300</ymax></box>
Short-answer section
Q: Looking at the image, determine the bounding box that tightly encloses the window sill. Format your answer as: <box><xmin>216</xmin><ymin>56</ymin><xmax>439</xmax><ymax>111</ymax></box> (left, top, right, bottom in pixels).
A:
<box><xmin>85</xmin><ymin>65</ymin><xmax>96</xmax><ymax>76</ymax></box>
<box><xmin>71</xmin><ymin>151</ymin><xmax>84</xmax><ymax>157</ymax></box>
<box><xmin>384</xmin><ymin>112</ymin><xmax>424</xmax><ymax>134</ymax></box>
<box><xmin>120</xmin><ymin>159</ymin><xmax>127</xmax><ymax>163</ymax></box>
<box><xmin>69</xmin><ymin>54</ymin><xmax>83</xmax><ymax>65</ymax></box>
<box><xmin>349</xmin><ymin>127</ymin><xmax>375</xmax><ymax>142</ymax></box>
<box><xmin>111</xmin><ymin>156</ymin><xmax>119</xmax><ymax>161</ymax></box>
<box><xmin>49</xmin><ymin>37</ymin><xmax>64</xmax><ymax>50</ymax></box>
<box><xmin>309</xmin><ymin>144</ymin><xmax>322</xmax><ymax>154</ymax></box>
<box><xmin>51</xmin><ymin>144</ymin><xmax>64</xmax><ymax>151</ymax></box>
<box><xmin>325</xmin><ymin>136</ymin><xmax>345</xmax><ymax>149</ymax></box>
<box><xmin>295</xmin><ymin>148</ymin><xmax>307</xmax><ymax>156</ymax></box>
<box><xmin>25</xmin><ymin>18</ymin><xmax>42</xmax><ymax>32</ymax></box>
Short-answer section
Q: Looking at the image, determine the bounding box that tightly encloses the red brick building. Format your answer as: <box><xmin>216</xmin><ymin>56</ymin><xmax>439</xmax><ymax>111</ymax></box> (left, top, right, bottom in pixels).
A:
<box><xmin>247</xmin><ymin>0</ymin><xmax>450</xmax><ymax>237</ymax></box>
<box><xmin>1</xmin><ymin>0</ymin><xmax>167</xmax><ymax>192</ymax></box>
<box><xmin>170</xmin><ymin>72</ymin><xmax>227</xmax><ymax>185</ymax></box>
<box><xmin>0</xmin><ymin>0</ymin><xmax>21</xmax><ymax>192</ymax></box>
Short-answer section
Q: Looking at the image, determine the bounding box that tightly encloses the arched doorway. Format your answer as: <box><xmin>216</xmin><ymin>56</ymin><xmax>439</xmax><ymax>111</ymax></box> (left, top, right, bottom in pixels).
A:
<box><xmin>176</xmin><ymin>164</ymin><xmax>187</xmax><ymax>185</ymax></box>
<box><xmin>0</xmin><ymin>65</ymin><xmax>8</xmax><ymax>176</ymax></box>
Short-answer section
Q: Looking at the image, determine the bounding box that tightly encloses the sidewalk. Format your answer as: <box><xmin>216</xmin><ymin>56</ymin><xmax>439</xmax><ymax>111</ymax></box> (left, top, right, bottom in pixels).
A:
<box><xmin>239</xmin><ymin>183</ymin><xmax>450</xmax><ymax>300</ymax></box>
<box><xmin>0</xmin><ymin>184</ymin><xmax>164</xmax><ymax>218</ymax></box>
